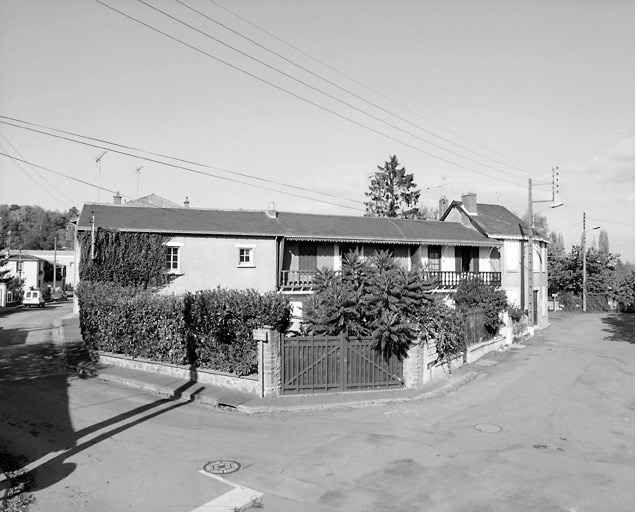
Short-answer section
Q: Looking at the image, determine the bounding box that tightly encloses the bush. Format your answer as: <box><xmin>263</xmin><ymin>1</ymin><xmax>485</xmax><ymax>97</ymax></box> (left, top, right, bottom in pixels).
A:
<box><xmin>454</xmin><ymin>278</ymin><xmax>508</xmax><ymax>337</ymax></box>
<box><xmin>77</xmin><ymin>282</ymin><xmax>190</xmax><ymax>364</ymax></box>
<box><xmin>77</xmin><ymin>283</ymin><xmax>292</xmax><ymax>376</ymax></box>
<box><xmin>186</xmin><ymin>288</ymin><xmax>291</xmax><ymax>376</ymax></box>
<box><xmin>417</xmin><ymin>299</ymin><xmax>465</xmax><ymax>366</ymax></box>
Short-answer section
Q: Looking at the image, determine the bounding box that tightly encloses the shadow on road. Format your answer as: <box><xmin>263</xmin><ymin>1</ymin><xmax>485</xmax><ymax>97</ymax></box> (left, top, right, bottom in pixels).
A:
<box><xmin>0</xmin><ymin>309</ymin><xmax>203</xmax><ymax>498</ymax></box>
<box><xmin>601</xmin><ymin>313</ymin><xmax>635</xmax><ymax>344</ymax></box>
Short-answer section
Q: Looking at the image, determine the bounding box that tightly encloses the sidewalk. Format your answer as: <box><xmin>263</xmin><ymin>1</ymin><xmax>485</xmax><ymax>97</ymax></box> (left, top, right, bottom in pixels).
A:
<box><xmin>56</xmin><ymin>315</ymin><xmax>483</xmax><ymax>414</ymax></box>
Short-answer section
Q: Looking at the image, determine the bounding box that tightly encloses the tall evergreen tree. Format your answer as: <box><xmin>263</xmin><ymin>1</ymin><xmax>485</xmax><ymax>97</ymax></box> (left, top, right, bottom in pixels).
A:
<box><xmin>364</xmin><ymin>155</ymin><xmax>421</xmax><ymax>219</ymax></box>
<box><xmin>598</xmin><ymin>229</ymin><xmax>610</xmax><ymax>257</ymax></box>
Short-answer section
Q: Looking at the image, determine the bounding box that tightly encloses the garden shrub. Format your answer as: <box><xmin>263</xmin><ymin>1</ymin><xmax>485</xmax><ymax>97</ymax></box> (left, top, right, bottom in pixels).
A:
<box><xmin>303</xmin><ymin>250</ymin><xmax>434</xmax><ymax>361</ymax></box>
<box><xmin>77</xmin><ymin>283</ymin><xmax>291</xmax><ymax>376</ymax></box>
<box><xmin>416</xmin><ymin>299</ymin><xmax>465</xmax><ymax>367</ymax></box>
<box><xmin>454</xmin><ymin>278</ymin><xmax>508</xmax><ymax>338</ymax></box>
<box><xmin>186</xmin><ymin>288</ymin><xmax>291</xmax><ymax>376</ymax></box>
<box><xmin>77</xmin><ymin>282</ymin><xmax>190</xmax><ymax>364</ymax></box>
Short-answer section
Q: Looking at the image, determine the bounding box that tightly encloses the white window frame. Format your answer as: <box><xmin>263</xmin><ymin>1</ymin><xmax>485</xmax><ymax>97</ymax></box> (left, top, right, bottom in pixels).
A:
<box><xmin>165</xmin><ymin>241</ymin><xmax>183</xmax><ymax>273</ymax></box>
<box><xmin>236</xmin><ymin>244</ymin><xmax>256</xmax><ymax>268</ymax></box>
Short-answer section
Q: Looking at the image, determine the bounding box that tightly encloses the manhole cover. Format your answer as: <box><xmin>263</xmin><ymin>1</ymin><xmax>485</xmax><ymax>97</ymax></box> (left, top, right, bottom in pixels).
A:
<box><xmin>473</xmin><ymin>423</ymin><xmax>503</xmax><ymax>433</ymax></box>
<box><xmin>203</xmin><ymin>460</ymin><xmax>241</xmax><ymax>475</ymax></box>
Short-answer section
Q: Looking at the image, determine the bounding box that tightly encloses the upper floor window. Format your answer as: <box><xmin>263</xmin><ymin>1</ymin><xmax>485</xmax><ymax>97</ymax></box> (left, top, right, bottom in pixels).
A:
<box><xmin>237</xmin><ymin>244</ymin><xmax>256</xmax><ymax>267</ymax></box>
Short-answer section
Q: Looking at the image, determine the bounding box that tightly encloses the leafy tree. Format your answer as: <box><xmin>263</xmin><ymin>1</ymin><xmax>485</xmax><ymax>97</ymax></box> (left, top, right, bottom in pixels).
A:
<box><xmin>0</xmin><ymin>254</ymin><xmax>9</xmax><ymax>282</ymax></box>
<box><xmin>0</xmin><ymin>204</ymin><xmax>78</xmax><ymax>250</ymax></box>
<box><xmin>364</xmin><ymin>155</ymin><xmax>421</xmax><ymax>219</ymax></box>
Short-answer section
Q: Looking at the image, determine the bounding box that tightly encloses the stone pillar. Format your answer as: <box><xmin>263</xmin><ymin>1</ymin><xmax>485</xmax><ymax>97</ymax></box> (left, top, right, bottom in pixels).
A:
<box><xmin>424</xmin><ymin>339</ymin><xmax>438</xmax><ymax>384</ymax></box>
<box><xmin>403</xmin><ymin>342</ymin><xmax>424</xmax><ymax>389</ymax></box>
<box><xmin>256</xmin><ymin>328</ymin><xmax>281</xmax><ymax>397</ymax></box>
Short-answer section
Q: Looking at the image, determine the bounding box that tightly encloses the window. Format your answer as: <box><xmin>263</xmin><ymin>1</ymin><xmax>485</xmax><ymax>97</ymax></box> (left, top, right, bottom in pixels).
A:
<box><xmin>166</xmin><ymin>246</ymin><xmax>179</xmax><ymax>271</ymax></box>
<box><xmin>428</xmin><ymin>245</ymin><xmax>441</xmax><ymax>272</ymax></box>
<box><xmin>238</xmin><ymin>247</ymin><xmax>254</xmax><ymax>267</ymax></box>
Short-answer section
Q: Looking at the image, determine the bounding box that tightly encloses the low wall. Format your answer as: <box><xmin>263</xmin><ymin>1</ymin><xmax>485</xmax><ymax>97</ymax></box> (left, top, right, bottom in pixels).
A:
<box><xmin>97</xmin><ymin>352</ymin><xmax>259</xmax><ymax>395</ymax></box>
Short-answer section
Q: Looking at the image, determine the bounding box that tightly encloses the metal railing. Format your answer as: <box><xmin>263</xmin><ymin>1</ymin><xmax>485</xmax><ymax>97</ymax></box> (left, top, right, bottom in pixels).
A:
<box><xmin>279</xmin><ymin>269</ymin><xmax>501</xmax><ymax>291</ymax></box>
<box><xmin>424</xmin><ymin>271</ymin><xmax>501</xmax><ymax>288</ymax></box>
<box><xmin>280</xmin><ymin>270</ymin><xmax>317</xmax><ymax>290</ymax></box>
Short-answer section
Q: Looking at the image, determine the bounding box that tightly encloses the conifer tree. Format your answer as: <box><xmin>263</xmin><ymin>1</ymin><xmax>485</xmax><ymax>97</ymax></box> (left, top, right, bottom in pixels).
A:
<box><xmin>364</xmin><ymin>155</ymin><xmax>421</xmax><ymax>219</ymax></box>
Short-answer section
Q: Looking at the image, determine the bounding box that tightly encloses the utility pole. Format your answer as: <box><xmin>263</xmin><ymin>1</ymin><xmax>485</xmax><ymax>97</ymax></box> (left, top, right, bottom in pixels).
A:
<box><xmin>527</xmin><ymin>179</ymin><xmax>533</xmax><ymax>323</ymax></box>
<box><xmin>582</xmin><ymin>212</ymin><xmax>587</xmax><ymax>312</ymax></box>
<box><xmin>527</xmin><ymin>168</ymin><xmax>562</xmax><ymax>326</ymax></box>
<box><xmin>53</xmin><ymin>237</ymin><xmax>57</xmax><ymax>290</ymax></box>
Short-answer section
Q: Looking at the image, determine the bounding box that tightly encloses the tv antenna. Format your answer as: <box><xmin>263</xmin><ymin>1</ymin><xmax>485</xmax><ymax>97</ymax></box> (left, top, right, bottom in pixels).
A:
<box><xmin>96</xmin><ymin>151</ymin><xmax>108</xmax><ymax>202</ymax></box>
<box><xmin>134</xmin><ymin>166</ymin><xmax>143</xmax><ymax>198</ymax></box>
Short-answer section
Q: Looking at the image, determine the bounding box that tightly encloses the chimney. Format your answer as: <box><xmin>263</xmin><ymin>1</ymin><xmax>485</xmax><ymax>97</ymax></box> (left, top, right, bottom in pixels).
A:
<box><xmin>184</xmin><ymin>197</ymin><xmax>190</xmax><ymax>208</ymax></box>
<box><xmin>113</xmin><ymin>191</ymin><xmax>122</xmax><ymax>205</ymax></box>
<box><xmin>461</xmin><ymin>192</ymin><xmax>477</xmax><ymax>215</ymax></box>
<box><xmin>266</xmin><ymin>202</ymin><xmax>277</xmax><ymax>219</ymax></box>
<box><xmin>438</xmin><ymin>196</ymin><xmax>449</xmax><ymax>220</ymax></box>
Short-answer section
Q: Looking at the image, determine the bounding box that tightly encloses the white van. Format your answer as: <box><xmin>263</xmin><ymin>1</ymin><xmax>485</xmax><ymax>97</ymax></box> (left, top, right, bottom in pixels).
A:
<box><xmin>23</xmin><ymin>289</ymin><xmax>46</xmax><ymax>308</ymax></box>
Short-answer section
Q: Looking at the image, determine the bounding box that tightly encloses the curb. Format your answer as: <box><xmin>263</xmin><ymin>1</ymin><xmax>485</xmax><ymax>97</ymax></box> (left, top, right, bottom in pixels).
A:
<box><xmin>92</xmin><ymin>372</ymin><xmax>221</xmax><ymax>408</ymax></box>
<box><xmin>236</xmin><ymin>371</ymin><xmax>482</xmax><ymax>414</ymax></box>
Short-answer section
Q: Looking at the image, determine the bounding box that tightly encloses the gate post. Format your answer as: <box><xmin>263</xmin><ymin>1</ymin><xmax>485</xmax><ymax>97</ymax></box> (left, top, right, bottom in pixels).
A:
<box><xmin>403</xmin><ymin>340</ymin><xmax>424</xmax><ymax>389</ymax></box>
<box><xmin>254</xmin><ymin>327</ymin><xmax>281</xmax><ymax>397</ymax></box>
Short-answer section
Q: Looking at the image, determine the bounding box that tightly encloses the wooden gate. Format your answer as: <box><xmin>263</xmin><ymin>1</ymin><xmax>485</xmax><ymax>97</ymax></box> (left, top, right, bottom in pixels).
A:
<box><xmin>281</xmin><ymin>334</ymin><xmax>404</xmax><ymax>395</ymax></box>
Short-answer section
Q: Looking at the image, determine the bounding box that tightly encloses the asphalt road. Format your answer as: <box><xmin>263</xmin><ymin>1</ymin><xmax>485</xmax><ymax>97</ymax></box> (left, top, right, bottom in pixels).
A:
<box><xmin>0</xmin><ymin>304</ymin><xmax>634</xmax><ymax>511</ymax></box>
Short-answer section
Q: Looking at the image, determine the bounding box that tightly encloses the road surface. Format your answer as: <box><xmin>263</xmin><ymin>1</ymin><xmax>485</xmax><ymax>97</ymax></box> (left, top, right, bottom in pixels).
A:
<box><xmin>0</xmin><ymin>304</ymin><xmax>633</xmax><ymax>511</ymax></box>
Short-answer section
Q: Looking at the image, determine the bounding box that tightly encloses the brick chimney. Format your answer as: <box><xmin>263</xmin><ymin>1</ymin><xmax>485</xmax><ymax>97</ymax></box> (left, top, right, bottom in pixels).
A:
<box><xmin>184</xmin><ymin>197</ymin><xmax>190</xmax><ymax>208</ymax></box>
<box><xmin>438</xmin><ymin>196</ymin><xmax>449</xmax><ymax>219</ymax></box>
<box><xmin>461</xmin><ymin>192</ymin><xmax>477</xmax><ymax>215</ymax></box>
<box><xmin>113</xmin><ymin>192</ymin><xmax>122</xmax><ymax>205</ymax></box>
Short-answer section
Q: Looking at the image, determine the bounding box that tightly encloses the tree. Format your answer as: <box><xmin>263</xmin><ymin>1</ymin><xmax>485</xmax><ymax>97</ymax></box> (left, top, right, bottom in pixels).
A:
<box><xmin>302</xmin><ymin>249</ymin><xmax>434</xmax><ymax>361</ymax></box>
<box><xmin>598</xmin><ymin>229</ymin><xmax>610</xmax><ymax>257</ymax></box>
<box><xmin>364</xmin><ymin>155</ymin><xmax>421</xmax><ymax>219</ymax></box>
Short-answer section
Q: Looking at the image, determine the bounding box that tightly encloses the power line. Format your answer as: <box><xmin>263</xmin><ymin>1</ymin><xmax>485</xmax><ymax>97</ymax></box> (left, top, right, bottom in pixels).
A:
<box><xmin>0</xmin><ymin>133</ymin><xmax>74</xmax><ymax>208</ymax></box>
<box><xmin>0</xmin><ymin>115</ymin><xmax>364</xmax><ymax>209</ymax></box>
<box><xmin>0</xmin><ymin>142</ymin><xmax>364</xmax><ymax>213</ymax></box>
<box><xmin>204</xmin><ymin>0</ymin><xmax>548</xmax><ymax>174</ymax></box>
<box><xmin>588</xmin><ymin>217</ymin><xmax>635</xmax><ymax>227</ymax></box>
<box><xmin>92</xmin><ymin>0</ymin><xmax>527</xmax><ymax>188</ymax></box>
<box><xmin>136</xmin><ymin>0</ymin><xmax>536</xmax><ymax>182</ymax></box>
<box><xmin>171</xmin><ymin>0</ymin><xmax>542</xmax><ymax>179</ymax></box>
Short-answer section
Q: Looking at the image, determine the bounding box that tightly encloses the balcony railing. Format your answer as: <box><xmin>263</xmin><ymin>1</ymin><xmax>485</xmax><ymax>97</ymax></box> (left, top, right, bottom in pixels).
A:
<box><xmin>279</xmin><ymin>269</ymin><xmax>501</xmax><ymax>291</ymax></box>
<box><xmin>280</xmin><ymin>270</ymin><xmax>317</xmax><ymax>291</ymax></box>
<box><xmin>424</xmin><ymin>271</ymin><xmax>501</xmax><ymax>288</ymax></box>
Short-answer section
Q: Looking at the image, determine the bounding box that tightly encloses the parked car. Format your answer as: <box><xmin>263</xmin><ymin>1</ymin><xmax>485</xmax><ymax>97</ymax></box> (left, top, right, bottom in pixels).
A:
<box><xmin>50</xmin><ymin>289</ymin><xmax>68</xmax><ymax>302</ymax></box>
<box><xmin>23</xmin><ymin>289</ymin><xmax>46</xmax><ymax>308</ymax></box>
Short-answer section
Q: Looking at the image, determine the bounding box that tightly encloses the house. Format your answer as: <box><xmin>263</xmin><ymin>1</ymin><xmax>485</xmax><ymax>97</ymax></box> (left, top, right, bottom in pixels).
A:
<box><xmin>439</xmin><ymin>192</ymin><xmax>550</xmax><ymax>329</ymax></box>
<box><xmin>75</xmin><ymin>198</ymin><xmax>503</xmax><ymax>325</ymax></box>
<box><xmin>11</xmin><ymin>250</ymin><xmax>75</xmax><ymax>289</ymax></box>
<box><xmin>3</xmin><ymin>252</ymin><xmax>52</xmax><ymax>292</ymax></box>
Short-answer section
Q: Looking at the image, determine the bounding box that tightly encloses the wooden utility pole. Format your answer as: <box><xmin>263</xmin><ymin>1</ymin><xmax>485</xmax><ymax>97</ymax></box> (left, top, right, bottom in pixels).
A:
<box><xmin>527</xmin><ymin>179</ymin><xmax>534</xmax><ymax>323</ymax></box>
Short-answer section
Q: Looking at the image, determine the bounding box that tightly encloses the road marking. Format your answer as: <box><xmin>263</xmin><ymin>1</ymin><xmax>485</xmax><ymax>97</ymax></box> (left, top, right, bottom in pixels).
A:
<box><xmin>194</xmin><ymin>470</ymin><xmax>263</xmax><ymax>512</ymax></box>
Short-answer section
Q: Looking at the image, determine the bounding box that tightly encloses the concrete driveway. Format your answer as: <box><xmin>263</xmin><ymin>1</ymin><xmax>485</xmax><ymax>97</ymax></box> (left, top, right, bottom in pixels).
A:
<box><xmin>0</xmin><ymin>306</ymin><xmax>633</xmax><ymax>511</ymax></box>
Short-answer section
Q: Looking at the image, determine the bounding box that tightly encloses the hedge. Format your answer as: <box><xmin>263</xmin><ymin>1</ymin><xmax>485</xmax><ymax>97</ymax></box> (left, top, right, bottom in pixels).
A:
<box><xmin>76</xmin><ymin>283</ymin><xmax>291</xmax><ymax>376</ymax></box>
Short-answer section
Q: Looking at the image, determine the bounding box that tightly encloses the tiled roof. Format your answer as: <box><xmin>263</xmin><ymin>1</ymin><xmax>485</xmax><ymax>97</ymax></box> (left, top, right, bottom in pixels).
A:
<box><xmin>77</xmin><ymin>203</ymin><xmax>499</xmax><ymax>246</ymax></box>
<box><xmin>473</xmin><ymin>203</ymin><xmax>528</xmax><ymax>238</ymax></box>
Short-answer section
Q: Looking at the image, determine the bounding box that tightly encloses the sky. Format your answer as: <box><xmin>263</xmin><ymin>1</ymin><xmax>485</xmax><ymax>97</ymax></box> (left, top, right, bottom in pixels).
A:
<box><xmin>0</xmin><ymin>0</ymin><xmax>634</xmax><ymax>262</ymax></box>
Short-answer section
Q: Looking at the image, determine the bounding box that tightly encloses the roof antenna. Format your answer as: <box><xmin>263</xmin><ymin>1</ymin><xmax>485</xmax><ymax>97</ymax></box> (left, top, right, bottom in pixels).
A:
<box><xmin>96</xmin><ymin>151</ymin><xmax>107</xmax><ymax>202</ymax></box>
<box><xmin>134</xmin><ymin>166</ymin><xmax>143</xmax><ymax>198</ymax></box>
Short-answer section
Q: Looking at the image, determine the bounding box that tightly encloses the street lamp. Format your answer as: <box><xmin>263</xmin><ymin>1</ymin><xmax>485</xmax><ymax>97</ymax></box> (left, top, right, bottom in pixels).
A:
<box><xmin>582</xmin><ymin>212</ymin><xmax>600</xmax><ymax>312</ymax></box>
